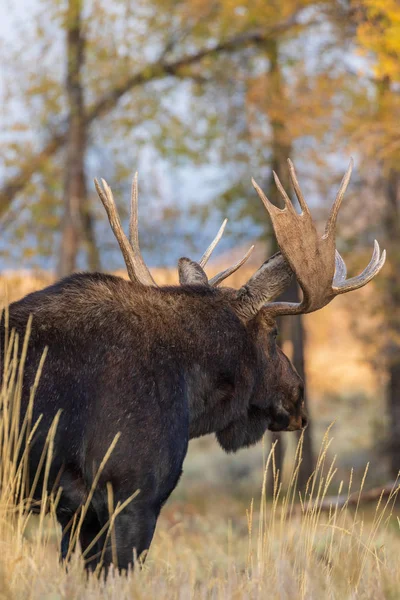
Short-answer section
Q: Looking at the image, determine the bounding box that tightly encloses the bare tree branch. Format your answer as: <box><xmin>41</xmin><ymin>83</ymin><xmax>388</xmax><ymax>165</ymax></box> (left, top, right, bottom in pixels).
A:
<box><xmin>0</xmin><ymin>13</ymin><xmax>303</xmax><ymax>216</ymax></box>
<box><xmin>318</xmin><ymin>481</ymin><xmax>398</xmax><ymax>511</ymax></box>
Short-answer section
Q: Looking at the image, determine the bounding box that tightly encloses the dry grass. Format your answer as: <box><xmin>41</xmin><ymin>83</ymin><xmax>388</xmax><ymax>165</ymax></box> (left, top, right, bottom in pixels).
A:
<box><xmin>0</xmin><ymin>314</ymin><xmax>399</xmax><ymax>599</ymax></box>
<box><xmin>1</xmin><ymin>433</ymin><xmax>400</xmax><ymax>599</ymax></box>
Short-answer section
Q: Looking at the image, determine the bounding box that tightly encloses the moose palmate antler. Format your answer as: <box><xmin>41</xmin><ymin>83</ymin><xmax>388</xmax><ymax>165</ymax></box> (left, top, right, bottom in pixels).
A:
<box><xmin>251</xmin><ymin>158</ymin><xmax>386</xmax><ymax>316</ymax></box>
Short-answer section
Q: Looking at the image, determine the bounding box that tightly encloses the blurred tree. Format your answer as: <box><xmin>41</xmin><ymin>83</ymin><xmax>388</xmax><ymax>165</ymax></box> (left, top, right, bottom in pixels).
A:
<box><xmin>0</xmin><ymin>0</ymin><xmax>306</xmax><ymax>269</ymax></box>
<box><xmin>351</xmin><ymin>0</ymin><xmax>400</xmax><ymax>478</ymax></box>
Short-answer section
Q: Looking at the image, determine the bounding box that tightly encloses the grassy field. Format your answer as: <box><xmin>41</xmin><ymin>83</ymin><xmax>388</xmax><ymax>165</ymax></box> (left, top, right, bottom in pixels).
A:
<box><xmin>0</xmin><ymin>270</ymin><xmax>397</xmax><ymax>598</ymax></box>
<box><xmin>1</xmin><ymin>430</ymin><xmax>399</xmax><ymax>599</ymax></box>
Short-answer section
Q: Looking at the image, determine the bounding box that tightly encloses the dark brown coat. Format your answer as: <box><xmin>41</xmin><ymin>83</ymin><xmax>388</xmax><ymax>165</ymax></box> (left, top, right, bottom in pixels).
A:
<box><xmin>4</xmin><ymin>270</ymin><xmax>303</xmax><ymax>570</ymax></box>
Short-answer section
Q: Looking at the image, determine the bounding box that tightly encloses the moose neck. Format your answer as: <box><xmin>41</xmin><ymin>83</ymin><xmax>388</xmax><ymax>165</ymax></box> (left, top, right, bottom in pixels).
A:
<box><xmin>145</xmin><ymin>286</ymin><xmax>257</xmax><ymax>440</ymax></box>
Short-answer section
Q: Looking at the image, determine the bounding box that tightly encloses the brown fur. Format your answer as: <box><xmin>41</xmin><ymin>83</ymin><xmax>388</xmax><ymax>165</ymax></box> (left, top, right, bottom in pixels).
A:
<box><xmin>3</xmin><ymin>270</ymin><xmax>305</xmax><ymax>572</ymax></box>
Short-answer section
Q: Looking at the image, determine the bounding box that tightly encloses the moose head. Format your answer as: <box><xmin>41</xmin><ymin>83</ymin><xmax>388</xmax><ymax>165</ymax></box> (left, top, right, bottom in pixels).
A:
<box><xmin>94</xmin><ymin>159</ymin><xmax>385</xmax><ymax>453</ymax></box>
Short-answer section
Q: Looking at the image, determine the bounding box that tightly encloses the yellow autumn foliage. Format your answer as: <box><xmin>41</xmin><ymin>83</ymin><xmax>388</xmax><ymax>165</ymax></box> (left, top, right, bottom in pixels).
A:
<box><xmin>357</xmin><ymin>0</ymin><xmax>400</xmax><ymax>81</ymax></box>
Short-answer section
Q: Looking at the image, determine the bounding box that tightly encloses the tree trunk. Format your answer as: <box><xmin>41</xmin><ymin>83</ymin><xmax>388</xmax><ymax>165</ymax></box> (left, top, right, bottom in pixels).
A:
<box><xmin>274</xmin><ymin>280</ymin><xmax>314</xmax><ymax>492</ymax></box>
<box><xmin>292</xmin><ymin>291</ymin><xmax>314</xmax><ymax>490</ymax></box>
<box><xmin>264</xmin><ymin>38</ymin><xmax>314</xmax><ymax>494</ymax></box>
<box><xmin>375</xmin><ymin>75</ymin><xmax>400</xmax><ymax>480</ymax></box>
<box><xmin>58</xmin><ymin>0</ymin><xmax>92</xmax><ymax>276</ymax></box>
<box><xmin>384</xmin><ymin>168</ymin><xmax>400</xmax><ymax>478</ymax></box>
<box><xmin>80</xmin><ymin>199</ymin><xmax>101</xmax><ymax>271</ymax></box>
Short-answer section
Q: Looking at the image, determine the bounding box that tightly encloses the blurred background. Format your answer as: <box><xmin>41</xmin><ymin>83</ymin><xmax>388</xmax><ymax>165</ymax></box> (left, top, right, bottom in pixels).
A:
<box><xmin>0</xmin><ymin>0</ymin><xmax>399</xmax><ymax>501</ymax></box>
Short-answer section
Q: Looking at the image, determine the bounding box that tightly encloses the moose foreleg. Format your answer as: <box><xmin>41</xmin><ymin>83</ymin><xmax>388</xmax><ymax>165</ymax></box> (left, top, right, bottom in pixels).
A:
<box><xmin>93</xmin><ymin>503</ymin><xmax>158</xmax><ymax>573</ymax></box>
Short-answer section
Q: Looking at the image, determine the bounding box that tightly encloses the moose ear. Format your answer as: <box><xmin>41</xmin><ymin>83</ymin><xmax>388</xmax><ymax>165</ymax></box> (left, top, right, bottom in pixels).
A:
<box><xmin>233</xmin><ymin>252</ymin><xmax>293</xmax><ymax>319</ymax></box>
<box><xmin>178</xmin><ymin>257</ymin><xmax>209</xmax><ymax>286</ymax></box>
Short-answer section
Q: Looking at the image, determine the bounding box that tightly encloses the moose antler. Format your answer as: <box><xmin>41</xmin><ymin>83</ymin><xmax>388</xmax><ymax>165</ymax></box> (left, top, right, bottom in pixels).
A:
<box><xmin>199</xmin><ymin>219</ymin><xmax>228</xmax><ymax>268</ymax></box>
<box><xmin>94</xmin><ymin>174</ymin><xmax>156</xmax><ymax>286</ymax></box>
<box><xmin>251</xmin><ymin>158</ymin><xmax>386</xmax><ymax>316</ymax></box>
<box><xmin>95</xmin><ymin>174</ymin><xmax>252</xmax><ymax>288</ymax></box>
<box><xmin>209</xmin><ymin>245</ymin><xmax>255</xmax><ymax>286</ymax></box>
<box><xmin>198</xmin><ymin>219</ymin><xmax>255</xmax><ymax>286</ymax></box>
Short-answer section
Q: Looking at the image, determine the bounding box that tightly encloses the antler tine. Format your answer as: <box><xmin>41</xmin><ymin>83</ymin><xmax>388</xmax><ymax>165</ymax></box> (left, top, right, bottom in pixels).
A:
<box><xmin>94</xmin><ymin>177</ymin><xmax>157</xmax><ymax>287</ymax></box>
<box><xmin>333</xmin><ymin>241</ymin><xmax>382</xmax><ymax>288</ymax></box>
<box><xmin>209</xmin><ymin>245</ymin><xmax>255</xmax><ymax>287</ymax></box>
<box><xmin>199</xmin><ymin>219</ymin><xmax>228</xmax><ymax>268</ymax></box>
<box><xmin>325</xmin><ymin>158</ymin><xmax>354</xmax><ymax>238</ymax></box>
<box><xmin>287</xmin><ymin>159</ymin><xmax>311</xmax><ymax>216</ymax></box>
<box><xmin>333</xmin><ymin>250</ymin><xmax>347</xmax><ymax>285</ymax></box>
<box><xmin>333</xmin><ymin>241</ymin><xmax>386</xmax><ymax>294</ymax></box>
<box><xmin>252</xmin><ymin>178</ymin><xmax>282</xmax><ymax>217</ymax></box>
<box><xmin>272</xmin><ymin>171</ymin><xmax>296</xmax><ymax>212</ymax></box>
<box><xmin>95</xmin><ymin>178</ymin><xmax>138</xmax><ymax>283</ymax></box>
<box><xmin>127</xmin><ymin>172</ymin><xmax>156</xmax><ymax>285</ymax></box>
<box><xmin>127</xmin><ymin>172</ymin><xmax>157</xmax><ymax>285</ymax></box>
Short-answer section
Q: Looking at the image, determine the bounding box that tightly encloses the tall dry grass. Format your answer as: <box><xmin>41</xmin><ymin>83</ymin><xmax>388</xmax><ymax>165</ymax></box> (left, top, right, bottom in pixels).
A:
<box><xmin>0</xmin><ymin>322</ymin><xmax>399</xmax><ymax>598</ymax></box>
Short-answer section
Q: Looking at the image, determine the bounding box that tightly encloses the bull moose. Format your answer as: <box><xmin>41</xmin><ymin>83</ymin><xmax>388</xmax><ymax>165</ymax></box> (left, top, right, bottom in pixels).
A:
<box><xmin>1</xmin><ymin>159</ymin><xmax>385</xmax><ymax>572</ymax></box>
